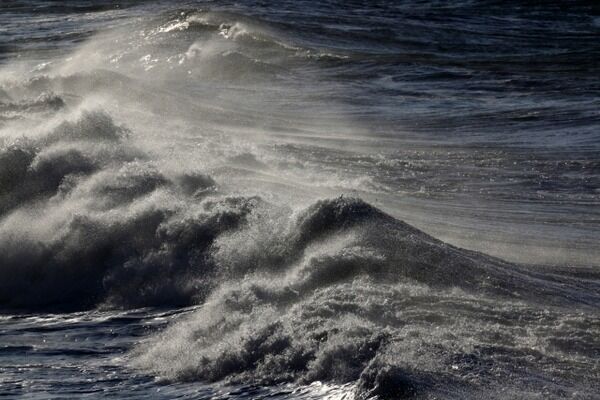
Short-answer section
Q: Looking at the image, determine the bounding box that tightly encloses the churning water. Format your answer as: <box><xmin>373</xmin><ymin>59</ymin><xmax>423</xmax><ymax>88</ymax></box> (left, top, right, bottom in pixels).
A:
<box><xmin>0</xmin><ymin>1</ymin><xmax>599</xmax><ymax>399</ymax></box>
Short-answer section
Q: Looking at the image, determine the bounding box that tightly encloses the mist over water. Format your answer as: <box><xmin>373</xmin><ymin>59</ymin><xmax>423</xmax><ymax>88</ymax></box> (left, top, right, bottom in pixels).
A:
<box><xmin>1</xmin><ymin>1</ymin><xmax>599</xmax><ymax>399</ymax></box>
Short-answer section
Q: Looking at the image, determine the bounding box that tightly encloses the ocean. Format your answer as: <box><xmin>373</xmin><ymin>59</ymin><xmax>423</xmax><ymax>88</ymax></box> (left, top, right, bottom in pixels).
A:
<box><xmin>0</xmin><ymin>1</ymin><xmax>599</xmax><ymax>398</ymax></box>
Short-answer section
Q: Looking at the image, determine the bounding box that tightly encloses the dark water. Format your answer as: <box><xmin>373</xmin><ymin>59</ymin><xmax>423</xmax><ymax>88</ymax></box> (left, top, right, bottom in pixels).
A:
<box><xmin>0</xmin><ymin>1</ymin><xmax>599</xmax><ymax>399</ymax></box>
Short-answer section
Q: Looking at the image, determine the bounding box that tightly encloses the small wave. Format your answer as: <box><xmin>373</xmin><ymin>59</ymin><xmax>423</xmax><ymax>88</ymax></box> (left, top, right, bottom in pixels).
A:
<box><xmin>0</xmin><ymin>92</ymin><xmax>65</xmax><ymax>121</ymax></box>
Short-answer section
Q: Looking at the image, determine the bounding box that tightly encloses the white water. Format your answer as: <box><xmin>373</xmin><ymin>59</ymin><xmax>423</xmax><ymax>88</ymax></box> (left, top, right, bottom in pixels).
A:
<box><xmin>1</xmin><ymin>4</ymin><xmax>599</xmax><ymax>399</ymax></box>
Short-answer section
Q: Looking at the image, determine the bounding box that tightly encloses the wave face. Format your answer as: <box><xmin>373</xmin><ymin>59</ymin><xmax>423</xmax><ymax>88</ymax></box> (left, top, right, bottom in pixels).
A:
<box><xmin>1</xmin><ymin>1</ymin><xmax>599</xmax><ymax>399</ymax></box>
<box><xmin>133</xmin><ymin>198</ymin><xmax>600</xmax><ymax>399</ymax></box>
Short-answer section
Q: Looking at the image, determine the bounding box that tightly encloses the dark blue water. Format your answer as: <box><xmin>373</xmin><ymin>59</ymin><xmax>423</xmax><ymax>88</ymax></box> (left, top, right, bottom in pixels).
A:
<box><xmin>1</xmin><ymin>1</ymin><xmax>599</xmax><ymax>399</ymax></box>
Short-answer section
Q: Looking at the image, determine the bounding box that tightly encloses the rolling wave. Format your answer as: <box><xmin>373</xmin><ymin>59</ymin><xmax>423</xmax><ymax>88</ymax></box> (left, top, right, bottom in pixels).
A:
<box><xmin>0</xmin><ymin>2</ymin><xmax>599</xmax><ymax>399</ymax></box>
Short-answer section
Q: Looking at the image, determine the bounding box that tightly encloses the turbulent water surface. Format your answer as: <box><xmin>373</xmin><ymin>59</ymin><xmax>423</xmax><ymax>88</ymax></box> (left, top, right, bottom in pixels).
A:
<box><xmin>1</xmin><ymin>1</ymin><xmax>599</xmax><ymax>399</ymax></box>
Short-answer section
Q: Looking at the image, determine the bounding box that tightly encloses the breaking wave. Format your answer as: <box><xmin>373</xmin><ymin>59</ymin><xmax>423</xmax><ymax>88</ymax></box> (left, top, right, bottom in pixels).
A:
<box><xmin>1</xmin><ymin>110</ymin><xmax>589</xmax><ymax>311</ymax></box>
<box><xmin>1</xmin><ymin>108</ymin><xmax>597</xmax><ymax>398</ymax></box>
<box><xmin>1</xmin><ymin>107</ymin><xmax>597</xmax><ymax>399</ymax></box>
<box><xmin>1</xmin><ymin>3</ymin><xmax>599</xmax><ymax>399</ymax></box>
<box><xmin>133</xmin><ymin>195</ymin><xmax>600</xmax><ymax>399</ymax></box>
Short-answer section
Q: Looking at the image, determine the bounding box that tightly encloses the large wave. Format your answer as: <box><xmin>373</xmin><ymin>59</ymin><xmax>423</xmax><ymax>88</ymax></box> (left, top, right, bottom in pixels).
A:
<box><xmin>0</xmin><ymin>7</ymin><xmax>354</xmax><ymax>311</ymax></box>
<box><xmin>1</xmin><ymin>5</ymin><xmax>599</xmax><ymax>399</ymax></box>
<box><xmin>132</xmin><ymin>196</ymin><xmax>600</xmax><ymax>399</ymax></box>
<box><xmin>1</xmin><ymin>106</ymin><xmax>597</xmax><ymax>398</ymax></box>
<box><xmin>0</xmin><ymin>109</ymin><xmax>588</xmax><ymax>310</ymax></box>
